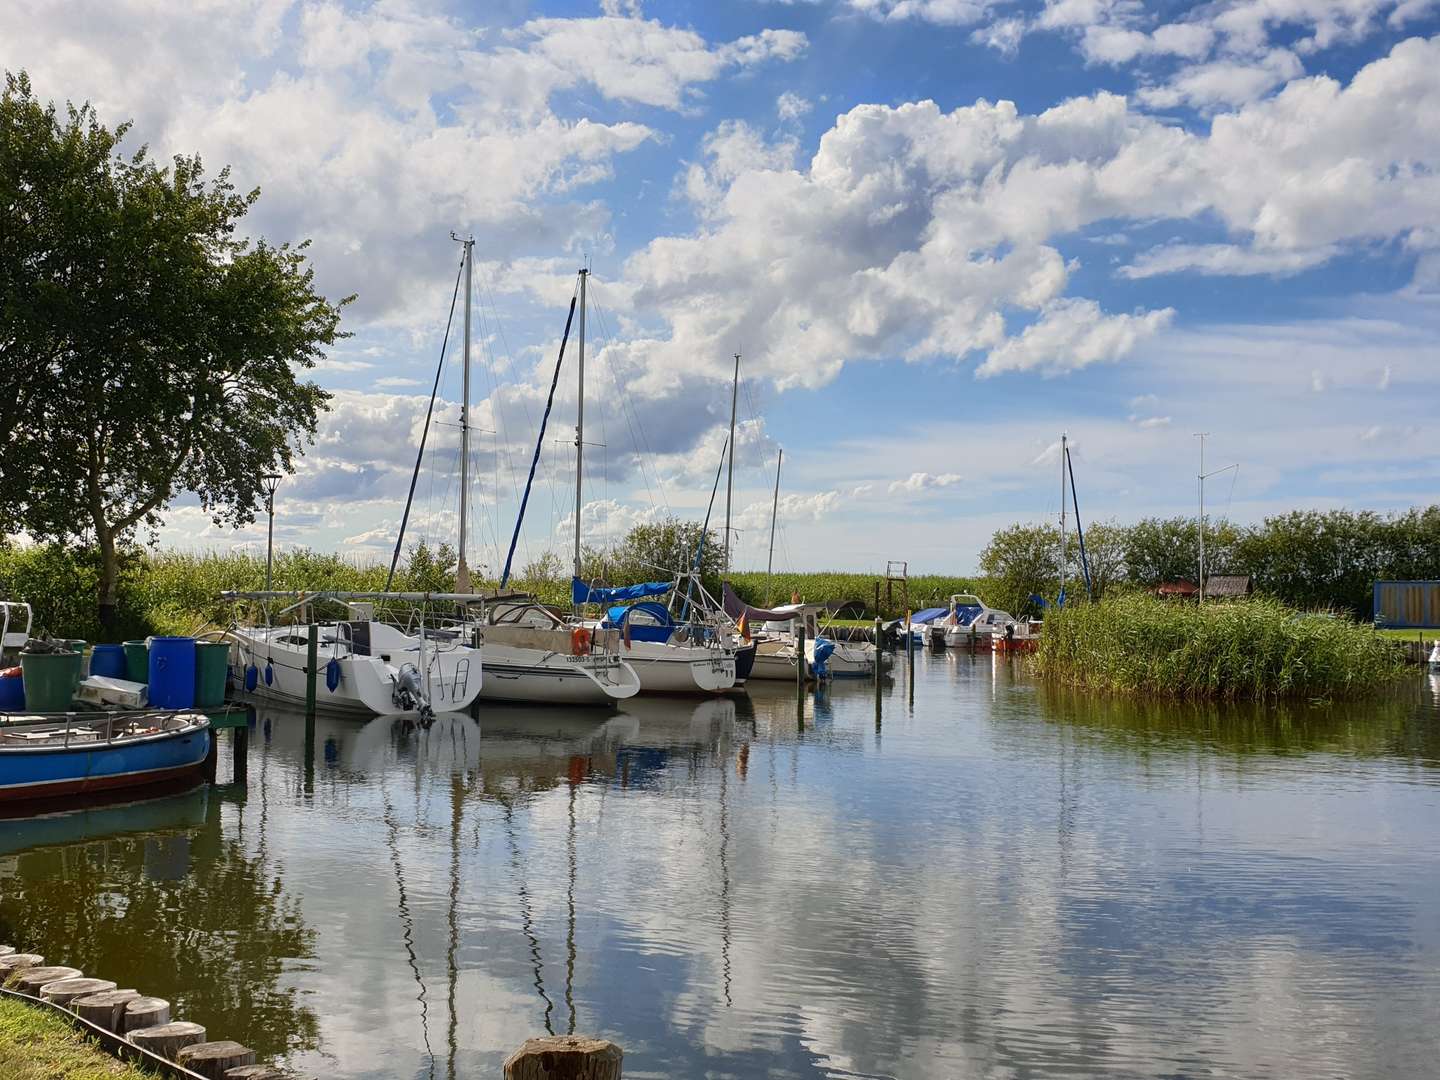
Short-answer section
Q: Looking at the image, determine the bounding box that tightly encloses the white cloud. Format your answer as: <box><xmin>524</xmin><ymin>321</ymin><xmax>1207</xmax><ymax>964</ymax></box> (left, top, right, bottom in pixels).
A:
<box><xmin>888</xmin><ymin>471</ymin><xmax>963</xmax><ymax>493</ymax></box>
<box><xmin>1136</xmin><ymin>415</ymin><xmax>1172</xmax><ymax>428</ymax></box>
<box><xmin>1120</xmin><ymin>242</ymin><xmax>1337</xmax><ymax>279</ymax></box>
<box><xmin>849</xmin><ymin>0</ymin><xmax>997</xmax><ymax>26</ymax></box>
<box><xmin>978</xmin><ymin>300</ymin><xmax>1174</xmax><ymax>377</ymax></box>
<box><xmin>972</xmin><ymin>17</ymin><xmax>1028</xmax><ymax>55</ymax></box>
<box><xmin>777</xmin><ymin>91</ymin><xmax>813</xmax><ymax>120</ymax></box>
<box><xmin>374</xmin><ymin>377</ymin><xmax>424</xmax><ymax>389</ymax></box>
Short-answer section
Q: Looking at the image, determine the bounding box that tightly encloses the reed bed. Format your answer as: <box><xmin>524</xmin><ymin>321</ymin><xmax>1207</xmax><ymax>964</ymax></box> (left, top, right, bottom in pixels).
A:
<box><xmin>1033</xmin><ymin>594</ymin><xmax>1408</xmax><ymax>701</ymax></box>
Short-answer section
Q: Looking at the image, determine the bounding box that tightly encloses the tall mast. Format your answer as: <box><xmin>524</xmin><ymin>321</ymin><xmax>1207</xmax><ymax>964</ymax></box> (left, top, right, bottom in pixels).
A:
<box><xmin>765</xmin><ymin>449</ymin><xmax>782</xmax><ymax>606</ymax></box>
<box><xmin>1058</xmin><ymin>432</ymin><xmax>1067</xmax><ymax>604</ymax></box>
<box><xmin>456</xmin><ymin>234</ymin><xmax>474</xmax><ymax>595</ymax></box>
<box><xmin>573</xmin><ymin>268</ymin><xmax>587</xmax><ymax>593</ymax></box>
<box><xmin>1196</xmin><ymin>432</ymin><xmax>1207</xmax><ymax>603</ymax></box>
<box><xmin>725</xmin><ymin>353</ymin><xmax>739</xmax><ymax>574</ymax></box>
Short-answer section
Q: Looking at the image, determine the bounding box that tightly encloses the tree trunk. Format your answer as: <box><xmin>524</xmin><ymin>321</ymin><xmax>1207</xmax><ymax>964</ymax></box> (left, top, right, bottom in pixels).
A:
<box><xmin>97</xmin><ymin>527</ymin><xmax>118</xmax><ymax>639</ymax></box>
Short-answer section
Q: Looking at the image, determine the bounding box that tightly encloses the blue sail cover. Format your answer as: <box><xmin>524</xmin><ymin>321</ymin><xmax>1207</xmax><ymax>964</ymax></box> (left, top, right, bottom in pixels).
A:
<box><xmin>572</xmin><ymin>577</ymin><xmax>672</xmax><ymax>606</ymax></box>
<box><xmin>603</xmin><ymin>601</ymin><xmax>677</xmax><ymax>643</ymax></box>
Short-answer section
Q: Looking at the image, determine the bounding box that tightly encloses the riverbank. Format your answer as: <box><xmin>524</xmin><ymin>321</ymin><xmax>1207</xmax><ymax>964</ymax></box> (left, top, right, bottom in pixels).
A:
<box><xmin>0</xmin><ymin>996</ymin><xmax>151</xmax><ymax>1080</ymax></box>
<box><xmin>1034</xmin><ymin>594</ymin><xmax>1409</xmax><ymax>700</ymax></box>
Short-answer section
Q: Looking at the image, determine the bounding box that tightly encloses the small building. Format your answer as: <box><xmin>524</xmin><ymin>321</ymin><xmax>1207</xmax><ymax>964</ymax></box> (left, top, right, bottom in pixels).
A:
<box><xmin>1374</xmin><ymin>580</ymin><xmax>1440</xmax><ymax>628</ymax></box>
<box><xmin>1204</xmin><ymin>575</ymin><xmax>1253</xmax><ymax>599</ymax></box>
<box><xmin>1156</xmin><ymin>580</ymin><xmax>1199</xmax><ymax>599</ymax></box>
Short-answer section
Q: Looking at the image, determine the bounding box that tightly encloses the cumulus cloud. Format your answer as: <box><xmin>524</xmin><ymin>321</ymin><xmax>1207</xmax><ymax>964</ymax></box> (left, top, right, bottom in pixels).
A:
<box><xmin>777</xmin><ymin>91</ymin><xmax>813</xmax><ymax>120</ymax></box>
<box><xmin>888</xmin><ymin>472</ymin><xmax>963</xmax><ymax>493</ymax></box>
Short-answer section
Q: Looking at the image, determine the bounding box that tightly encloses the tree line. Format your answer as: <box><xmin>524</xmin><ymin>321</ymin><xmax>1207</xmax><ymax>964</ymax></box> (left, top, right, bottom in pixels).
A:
<box><xmin>980</xmin><ymin>506</ymin><xmax>1440</xmax><ymax>619</ymax></box>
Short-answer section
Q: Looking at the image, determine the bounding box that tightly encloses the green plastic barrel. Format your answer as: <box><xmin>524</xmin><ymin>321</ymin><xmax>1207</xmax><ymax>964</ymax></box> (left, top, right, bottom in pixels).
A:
<box><xmin>194</xmin><ymin>641</ymin><xmax>231</xmax><ymax>708</ymax></box>
<box><xmin>124</xmin><ymin>640</ymin><xmax>149</xmax><ymax>683</ymax></box>
<box><xmin>20</xmin><ymin>651</ymin><xmax>83</xmax><ymax>712</ymax></box>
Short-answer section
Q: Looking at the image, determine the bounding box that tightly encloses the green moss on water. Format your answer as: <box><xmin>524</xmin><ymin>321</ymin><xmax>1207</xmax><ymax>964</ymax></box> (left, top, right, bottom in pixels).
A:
<box><xmin>1033</xmin><ymin>595</ymin><xmax>1410</xmax><ymax>701</ymax></box>
<box><xmin>0</xmin><ymin>997</ymin><xmax>154</xmax><ymax>1079</ymax></box>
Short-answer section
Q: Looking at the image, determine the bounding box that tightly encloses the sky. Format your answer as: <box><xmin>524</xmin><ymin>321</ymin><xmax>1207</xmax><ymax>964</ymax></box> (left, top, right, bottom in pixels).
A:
<box><xmin>6</xmin><ymin>0</ymin><xmax>1440</xmax><ymax>575</ymax></box>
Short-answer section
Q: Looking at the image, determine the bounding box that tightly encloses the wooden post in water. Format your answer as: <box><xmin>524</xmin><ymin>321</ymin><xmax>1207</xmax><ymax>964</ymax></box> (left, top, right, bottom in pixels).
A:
<box><xmin>873</xmin><ymin>616</ymin><xmax>883</xmax><ymax>731</ymax></box>
<box><xmin>905</xmin><ymin>610</ymin><xmax>915</xmax><ymax>707</ymax></box>
<box><xmin>128</xmin><ymin>1021</ymin><xmax>206</xmax><ymax>1060</ymax></box>
<box><xmin>10</xmin><ymin>966</ymin><xmax>81</xmax><ymax>996</ymax></box>
<box><xmin>304</xmin><ymin>624</ymin><xmax>318</xmax><ymax>718</ymax></box>
<box><xmin>177</xmin><ymin>1039</ymin><xmax>257</xmax><ymax>1078</ymax></box>
<box><xmin>72</xmin><ymin>989</ymin><xmax>141</xmax><ymax>1032</ymax></box>
<box><xmin>504</xmin><ymin>1035</ymin><xmax>622</xmax><ymax>1080</ymax></box>
<box><xmin>40</xmin><ymin>977</ymin><xmax>115</xmax><ymax>1006</ymax></box>
<box><xmin>123</xmin><ymin>996</ymin><xmax>171</xmax><ymax>1031</ymax></box>
<box><xmin>796</xmin><ymin>621</ymin><xmax>806</xmax><ymax>713</ymax></box>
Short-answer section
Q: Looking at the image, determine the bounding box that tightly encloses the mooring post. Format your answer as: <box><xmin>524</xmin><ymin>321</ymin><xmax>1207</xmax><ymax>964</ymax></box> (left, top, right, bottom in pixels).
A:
<box><xmin>873</xmin><ymin>616</ymin><xmax>883</xmax><ymax>729</ymax></box>
<box><xmin>304</xmin><ymin>624</ymin><xmax>318</xmax><ymax>718</ymax></box>
<box><xmin>504</xmin><ymin>1035</ymin><xmax>622</xmax><ymax>1080</ymax></box>
<box><xmin>905</xmin><ymin>610</ymin><xmax>915</xmax><ymax>706</ymax></box>
<box><xmin>202</xmin><ymin>728</ymin><xmax>218</xmax><ymax>783</ymax></box>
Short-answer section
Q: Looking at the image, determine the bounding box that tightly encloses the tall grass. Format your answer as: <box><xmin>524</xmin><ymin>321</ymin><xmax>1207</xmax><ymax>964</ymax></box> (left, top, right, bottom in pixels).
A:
<box><xmin>1034</xmin><ymin>594</ymin><xmax>1408</xmax><ymax>701</ymax></box>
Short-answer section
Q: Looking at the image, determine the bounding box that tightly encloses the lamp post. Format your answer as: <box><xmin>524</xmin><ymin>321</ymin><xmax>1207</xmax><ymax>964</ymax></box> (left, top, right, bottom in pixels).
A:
<box><xmin>261</xmin><ymin>474</ymin><xmax>281</xmax><ymax>591</ymax></box>
<box><xmin>1193</xmin><ymin>435</ymin><xmax>1237</xmax><ymax>602</ymax></box>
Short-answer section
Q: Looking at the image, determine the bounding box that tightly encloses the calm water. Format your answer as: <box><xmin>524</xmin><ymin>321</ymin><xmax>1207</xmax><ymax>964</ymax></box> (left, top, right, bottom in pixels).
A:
<box><xmin>3</xmin><ymin>657</ymin><xmax>1439</xmax><ymax>1079</ymax></box>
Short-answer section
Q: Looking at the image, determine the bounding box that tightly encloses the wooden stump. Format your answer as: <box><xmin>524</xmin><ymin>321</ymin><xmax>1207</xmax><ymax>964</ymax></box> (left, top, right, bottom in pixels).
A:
<box><xmin>9</xmin><ymin>965</ymin><xmax>81</xmax><ymax>996</ymax></box>
<box><xmin>0</xmin><ymin>953</ymin><xmax>44</xmax><ymax>974</ymax></box>
<box><xmin>72</xmin><ymin>989</ymin><xmax>141</xmax><ymax>1032</ymax></box>
<box><xmin>503</xmin><ymin>1035</ymin><xmax>623</xmax><ymax>1080</ymax></box>
<box><xmin>40</xmin><ymin>977</ymin><xmax>116</xmax><ymax>1006</ymax></box>
<box><xmin>123</xmin><ymin>996</ymin><xmax>172</xmax><ymax>1031</ymax></box>
<box><xmin>0</xmin><ymin>945</ymin><xmax>13</xmax><ymax>957</ymax></box>
<box><xmin>223</xmin><ymin>1068</ymin><xmax>290</xmax><ymax>1080</ymax></box>
<box><xmin>177</xmin><ymin>1040</ymin><xmax>257</xmax><ymax>1078</ymax></box>
<box><xmin>128</xmin><ymin>1020</ymin><xmax>207</xmax><ymax>1060</ymax></box>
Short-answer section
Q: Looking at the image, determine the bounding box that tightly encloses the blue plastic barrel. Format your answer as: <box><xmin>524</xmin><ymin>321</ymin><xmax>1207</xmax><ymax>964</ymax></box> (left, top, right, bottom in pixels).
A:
<box><xmin>0</xmin><ymin>673</ymin><xmax>24</xmax><ymax>711</ymax></box>
<box><xmin>90</xmin><ymin>644</ymin><xmax>127</xmax><ymax>679</ymax></box>
<box><xmin>148</xmin><ymin>637</ymin><xmax>197</xmax><ymax>709</ymax></box>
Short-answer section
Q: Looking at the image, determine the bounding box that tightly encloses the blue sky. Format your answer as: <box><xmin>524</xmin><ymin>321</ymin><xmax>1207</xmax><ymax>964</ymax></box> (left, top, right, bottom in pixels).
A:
<box><xmin>7</xmin><ymin>0</ymin><xmax>1440</xmax><ymax>574</ymax></box>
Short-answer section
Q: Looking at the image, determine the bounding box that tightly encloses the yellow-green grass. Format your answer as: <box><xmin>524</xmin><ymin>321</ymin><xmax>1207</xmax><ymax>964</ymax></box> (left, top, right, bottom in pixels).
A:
<box><xmin>0</xmin><ymin>996</ymin><xmax>153</xmax><ymax>1080</ymax></box>
<box><xmin>1375</xmin><ymin>627</ymin><xmax>1440</xmax><ymax>640</ymax></box>
<box><xmin>1034</xmin><ymin>594</ymin><xmax>1409</xmax><ymax>701</ymax></box>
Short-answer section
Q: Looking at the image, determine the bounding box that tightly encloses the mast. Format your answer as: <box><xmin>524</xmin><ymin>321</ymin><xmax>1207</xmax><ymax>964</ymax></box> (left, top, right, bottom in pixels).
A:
<box><xmin>725</xmin><ymin>353</ymin><xmax>739</xmax><ymax>574</ymax></box>
<box><xmin>456</xmin><ymin>235</ymin><xmax>474</xmax><ymax>595</ymax></box>
<box><xmin>1196</xmin><ymin>431</ymin><xmax>1207</xmax><ymax>603</ymax></box>
<box><xmin>1058</xmin><ymin>432</ymin><xmax>1067</xmax><ymax>605</ymax></box>
<box><xmin>573</xmin><ymin>268</ymin><xmax>587</xmax><ymax>596</ymax></box>
<box><xmin>765</xmin><ymin>449</ymin><xmax>782</xmax><ymax>606</ymax></box>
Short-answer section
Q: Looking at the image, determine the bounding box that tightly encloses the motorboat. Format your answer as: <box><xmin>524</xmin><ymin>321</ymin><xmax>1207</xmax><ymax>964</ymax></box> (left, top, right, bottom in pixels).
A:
<box><xmin>0</xmin><ymin>711</ymin><xmax>211</xmax><ymax>801</ymax></box>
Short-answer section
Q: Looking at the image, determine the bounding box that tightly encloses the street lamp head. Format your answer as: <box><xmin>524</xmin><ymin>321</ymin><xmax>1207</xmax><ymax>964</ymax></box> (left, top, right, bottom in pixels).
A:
<box><xmin>261</xmin><ymin>473</ymin><xmax>282</xmax><ymax>495</ymax></box>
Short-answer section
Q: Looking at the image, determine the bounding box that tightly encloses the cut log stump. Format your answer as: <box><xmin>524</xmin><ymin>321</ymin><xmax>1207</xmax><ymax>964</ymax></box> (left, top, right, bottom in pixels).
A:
<box><xmin>40</xmin><ymin>977</ymin><xmax>116</xmax><ymax>1006</ymax></box>
<box><xmin>123</xmin><ymin>996</ymin><xmax>172</xmax><ymax>1031</ymax></box>
<box><xmin>503</xmin><ymin>1035</ymin><xmax>623</xmax><ymax>1080</ymax></box>
<box><xmin>10</xmin><ymin>965</ymin><xmax>81</xmax><ymax>996</ymax></box>
<box><xmin>0</xmin><ymin>945</ymin><xmax>13</xmax><ymax>957</ymax></box>
<box><xmin>177</xmin><ymin>1040</ymin><xmax>257</xmax><ymax>1079</ymax></box>
<box><xmin>0</xmin><ymin>953</ymin><xmax>44</xmax><ymax>974</ymax></box>
<box><xmin>223</xmin><ymin>1067</ymin><xmax>291</xmax><ymax>1080</ymax></box>
<box><xmin>72</xmin><ymin>989</ymin><xmax>141</xmax><ymax>1032</ymax></box>
<box><xmin>128</xmin><ymin>1020</ymin><xmax>207</xmax><ymax>1060</ymax></box>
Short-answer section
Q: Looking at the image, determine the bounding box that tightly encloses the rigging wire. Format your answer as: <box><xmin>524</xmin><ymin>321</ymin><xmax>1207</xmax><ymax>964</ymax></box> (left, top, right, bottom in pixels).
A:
<box><xmin>386</xmin><ymin>254</ymin><xmax>464</xmax><ymax>590</ymax></box>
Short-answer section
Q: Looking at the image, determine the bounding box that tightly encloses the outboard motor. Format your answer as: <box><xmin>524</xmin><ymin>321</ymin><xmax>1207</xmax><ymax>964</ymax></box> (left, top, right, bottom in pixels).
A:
<box><xmin>392</xmin><ymin>662</ymin><xmax>435</xmax><ymax>727</ymax></box>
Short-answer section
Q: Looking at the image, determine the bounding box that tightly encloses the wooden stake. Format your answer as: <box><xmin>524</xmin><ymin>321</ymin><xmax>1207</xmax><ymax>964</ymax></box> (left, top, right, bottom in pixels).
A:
<box><xmin>305</xmin><ymin>623</ymin><xmax>318</xmax><ymax>718</ymax></box>
<box><xmin>72</xmin><ymin>989</ymin><xmax>141</xmax><ymax>1032</ymax></box>
<box><xmin>221</xmin><ymin>1068</ymin><xmax>289</xmax><ymax>1080</ymax></box>
<box><xmin>503</xmin><ymin>1035</ymin><xmax>623</xmax><ymax>1080</ymax></box>
<box><xmin>40</xmin><ymin>977</ymin><xmax>115</xmax><ymax>1006</ymax></box>
<box><xmin>123</xmin><ymin>996</ymin><xmax>172</xmax><ymax>1031</ymax></box>
<box><xmin>177</xmin><ymin>1040</ymin><xmax>257</xmax><ymax>1078</ymax></box>
<box><xmin>128</xmin><ymin>1021</ymin><xmax>206</xmax><ymax>1060</ymax></box>
<box><xmin>0</xmin><ymin>953</ymin><xmax>44</xmax><ymax>974</ymax></box>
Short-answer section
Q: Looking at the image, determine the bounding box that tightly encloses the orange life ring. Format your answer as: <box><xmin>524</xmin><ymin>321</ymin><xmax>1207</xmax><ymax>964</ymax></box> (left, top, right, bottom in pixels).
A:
<box><xmin>571</xmin><ymin>627</ymin><xmax>592</xmax><ymax>656</ymax></box>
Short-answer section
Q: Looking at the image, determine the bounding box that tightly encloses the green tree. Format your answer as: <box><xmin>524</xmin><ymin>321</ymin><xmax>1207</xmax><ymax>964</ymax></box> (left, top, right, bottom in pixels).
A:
<box><xmin>979</xmin><ymin>522</ymin><xmax>1061</xmax><ymax>615</ymax></box>
<box><xmin>1078</xmin><ymin>520</ymin><xmax>1129</xmax><ymax>600</ymax></box>
<box><xmin>581</xmin><ymin>517</ymin><xmax>724</xmax><ymax>593</ymax></box>
<box><xmin>1</xmin><ymin>73</ymin><xmax>347</xmax><ymax>633</ymax></box>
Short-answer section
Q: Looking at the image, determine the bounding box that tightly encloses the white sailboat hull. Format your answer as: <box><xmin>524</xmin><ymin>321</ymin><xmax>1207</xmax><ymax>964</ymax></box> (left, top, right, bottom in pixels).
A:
<box><xmin>229</xmin><ymin>624</ymin><xmax>482</xmax><ymax>715</ymax></box>
<box><xmin>477</xmin><ymin>643</ymin><xmax>640</xmax><ymax>706</ymax></box>
<box><xmin>747</xmin><ymin>640</ymin><xmax>808</xmax><ymax>681</ymax></box>
<box><xmin>619</xmin><ymin>642</ymin><xmax>736</xmax><ymax>694</ymax></box>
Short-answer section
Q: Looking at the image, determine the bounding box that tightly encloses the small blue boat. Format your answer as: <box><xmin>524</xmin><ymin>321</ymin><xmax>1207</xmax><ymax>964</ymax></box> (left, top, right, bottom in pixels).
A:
<box><xmin>0</xmin><ymin>711</ymin><xmax>211</xmax><ymax>802</ymax></box>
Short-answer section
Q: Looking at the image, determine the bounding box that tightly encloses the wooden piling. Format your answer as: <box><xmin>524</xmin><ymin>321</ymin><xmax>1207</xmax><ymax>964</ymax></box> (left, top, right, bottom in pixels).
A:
<box><xmin>304</xmin><ymin>624</ymin><xmax>318</xmax><ymax>718</ymax></box>
<box><xmin>9</xmin><ymin>965</ymin><xmax>81</xmax><ymax>996</ymax></box>
<box><xmin>503</xmin><ymin>1035</ymin><xmax>623</xmax><ymax>1080</ymax></box>
<box><xmin>177</xmin><ymin>1040</ymin><xmax>257</xmax><ymax>1078</ymax></box>
<box><xmin>128</xmin><ymin>1020</ymin><xmax>206</xmax><ymax>1059</ymax></box>
<box><xmin>796</xmin><ymin>622</ymin><xmax>806</xmax><ymax>718</ymax></box>
<box><xmin>0</xmin><ymin>953</ymin><xmax>43</xmax><ymax>974</ymax></box>
<box><xmin>72</xmin><ymin>989</ymin><xmax>141</xmax><ymax>1032</ymax></box>
<box><xmin>0</xmin><ymin>945</ymin><xmax>14</xmax><ymax>957</ymax></box>
<box><xmin>39</xmin><ymin>977</ymin><xmax>115</xmax><ymax>1006</ymax></box>
<box><xmin>221</xmin><ymin>1067</ymin><xmax>289</xmax><ymax>1080</ymax></box>
<box><xmin>123</xmin><ymin>996</ymin><xmax>172</xmax><ymax>1031</ymax></box>
<box><xmin>233</xmin><ymin>725</ymin><xmax>249</xmax><ymax>785</ymax></box>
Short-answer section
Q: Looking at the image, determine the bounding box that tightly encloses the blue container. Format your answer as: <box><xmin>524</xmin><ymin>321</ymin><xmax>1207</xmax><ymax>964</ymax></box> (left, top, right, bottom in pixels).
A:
<box><xmin>0</xmin><ymin>675</ymin><xmax>24</xmax><ymax>711</ymax></box>
<box><xmin>148</xmin><ymin>637</ymin><xmax>196</xmax><ymax>709</ymax></box>
<box><xmin>90</xmin><ymin>644</ymin><xmax>127</xmax><ymax>679</ymax></box>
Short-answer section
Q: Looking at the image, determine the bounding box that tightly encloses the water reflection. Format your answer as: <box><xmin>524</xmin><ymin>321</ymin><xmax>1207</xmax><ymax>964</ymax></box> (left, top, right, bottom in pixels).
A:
<box><xmin>0</xmin><ymin>658</ymin><xmax>1436</xmax><ymax>1079</ymax></box>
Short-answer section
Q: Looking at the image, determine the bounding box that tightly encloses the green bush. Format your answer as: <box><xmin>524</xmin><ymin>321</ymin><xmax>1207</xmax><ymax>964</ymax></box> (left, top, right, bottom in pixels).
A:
<box><xmin>1033</xmin><ymin>593</ymin><xmax>1408</xmax><ymax>701</ymax></box>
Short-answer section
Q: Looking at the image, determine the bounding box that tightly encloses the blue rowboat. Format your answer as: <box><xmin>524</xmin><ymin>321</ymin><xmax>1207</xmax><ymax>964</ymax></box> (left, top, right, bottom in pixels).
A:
<box><xmin>0</xmin><ymin>712</ymin><xmax>211</xmax><ymax>802</ymax></box>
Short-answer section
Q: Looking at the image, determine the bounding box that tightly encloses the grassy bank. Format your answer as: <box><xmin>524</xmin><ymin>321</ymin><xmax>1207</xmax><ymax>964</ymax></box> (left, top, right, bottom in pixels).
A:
<box><xmin>0</xmin><ymin>545</ymin><xmax>988</xmax><ymax>641</ymax></box>
<box><xmin>0</xmin><ymin>996</ymin><xmax>152</xmax><ymax>1079</ymax></box>
<box><xmin>1034</xmin><ymin>594</ymin><xmax>1408</xmax><ymax>701</ymax></box>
